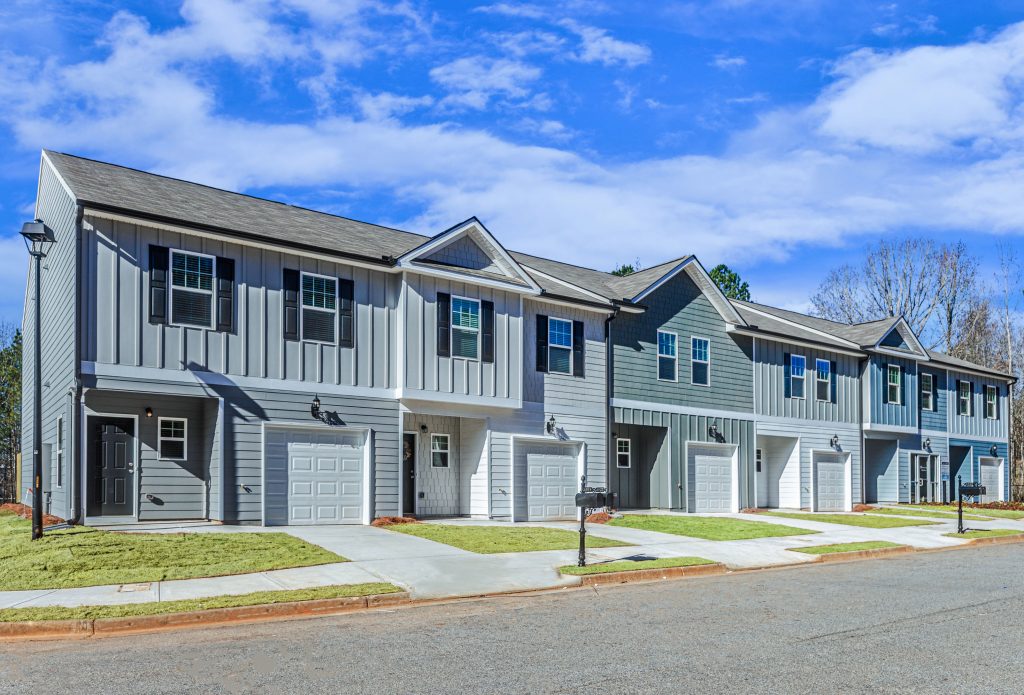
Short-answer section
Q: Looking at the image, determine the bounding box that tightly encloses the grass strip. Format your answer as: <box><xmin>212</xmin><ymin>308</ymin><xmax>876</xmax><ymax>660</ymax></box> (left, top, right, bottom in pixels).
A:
<box><xmin>866</xmin><ymin>507</ymin><xmax>991</xmax><ymax>522</ymax></box>
<box><xmin>790</xmin><ymin>541</ymin><xmax>905</xmax><ymax>555</ymax></box>
<box><xmin>943</xmin><ymin>529</ymin><xmax>1024</xmax><ymax>540</ymax></box>
<box><xmin>608</xmin><ymin>514</ymin><xmax>816</xmax><ymax>540</ymax></box>
<box><xmin>764</xmin><ymin>512</ymin><xmax>936</xmax><ymax>528</ymax></box>
<box><xmin>386</xmin><ymin>524</ymin><xmax>630</xmax><ymax>554</ymax></box>
<box><xmin>559</xmin><ymin>557</ymin><xmax>715</xmax><ymax>576</ymax></box>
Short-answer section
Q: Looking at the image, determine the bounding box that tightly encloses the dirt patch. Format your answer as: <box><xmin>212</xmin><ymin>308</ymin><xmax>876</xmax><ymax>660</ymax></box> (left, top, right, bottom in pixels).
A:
<box><xmin>0</xmin><ymin>503</ymin><xmax>64</xmax><ymax>526</ymax></box>
<box><xmin>852</xmin><ymin>504</ymin><xmax>875</xmax><ymax>512</ymax></box>
<box><xmin>740</xmin><ymin>507</ymin><xmax>763</xmax><ymax>514</ymax></box>
<box><xmin>370</xmin><ymin>516</ymin><xmax>421</xmax><ymax>527</ymax></box>
<box><xmin>585</xmin><ymin>512</ymin><xmax>611</xmax><ymax>524</ymax></box>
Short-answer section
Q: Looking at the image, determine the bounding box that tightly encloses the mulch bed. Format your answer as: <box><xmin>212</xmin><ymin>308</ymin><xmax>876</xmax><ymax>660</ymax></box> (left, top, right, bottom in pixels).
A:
<box><xmin>852</xmin><ymin>504</ymin><xmax>875</xmax><ymax>512</ymax></box>
<box><xmin>585</xmin><ymin>511</ymin><xmax>611</xmax><ymax>524</ymax></box>
<box><xmin>0</xmin><ymin>503</ymin><xmax>65</xmax><ymax>526</ymax></box>
<box><xmin>370</xmin><ymin>516</ymin><xmax>421</xmax><ymax>527</ymax></box>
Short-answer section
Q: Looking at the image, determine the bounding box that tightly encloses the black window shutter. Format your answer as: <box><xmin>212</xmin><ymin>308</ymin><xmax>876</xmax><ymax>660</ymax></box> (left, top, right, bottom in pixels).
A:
<box><xmin>830</xmin><ymin>360</ymin><xmax>837</xmax><ymax>403</ymax></box>
<box><xmin>437</xmin><ymin>292</ymin><xmax>451</xmax><ymax>357</ymax></box>
<box><xmin>338</xmin><ymin>278</ymin><xmax>354</xmax><ymax>348</ymax></box>
<box><xmin>536</xmin><ymin>315</ymin><xmax>548</xmax><ymax>372</ymax></box>
<box><xmin>481</xmin><ymin>300</ymin><xmax>495</xmax><ymax>363</ymax></box>
<box><xmin>996</xmin><ymin>386</ymin><xmax>1001</xmax><ymax>420</ymax></box>
<box><xmin>215</xmin><ymin>257</ymin><xmax>235</xmax><ymax>333</ymax></box>
<box><xmin>283</xmin><ymin>269</ymin><xmax>300</xmax><ymax>341</ymax></box>
<box><xmin>149</xmin><ymin>245</ymin><xmax>169</xmax><ymax>325</ymax></box>
<box><xmin>783</xmin><ymin>353</ymin><xmax>791</xmax><ymax>398</ymax></box>
<box><xmin>572</xmin><ymin>320</ymin><xmax>585</xmax><ymax>378</ymax></box>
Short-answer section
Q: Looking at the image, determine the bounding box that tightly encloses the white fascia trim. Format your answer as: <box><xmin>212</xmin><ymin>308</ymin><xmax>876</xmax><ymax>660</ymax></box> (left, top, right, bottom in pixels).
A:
<box><xmin>631</xmin><ymin>257</ymin><xmax>746</xmax><ymax>326</ymax></box>
<box><xmin>405</xmin><ymin>263</ymin><xmax>541</xmax><ymax>295</ymax></box>
<box><xmin>863</xmin><ymin>423</ymin><xmax>919</xmax><ymax>435</ymax></box>
<box><xmin>40</xmin><ymin>151</ymin><xmax>77</xmax><ymax>202</ymax></box>
<box><xmin>611</xmin><ymin>397</ymin><xmax>754</xmax><ymax>423</ymax></box>
<box><xmin>729</xmin><ymin>326</ymin><xmax>863</xmax><ymax>358</ymax></box>
<box><xmin>731</xmin><ymin>305</ymin><xmax>861</xmax><ymax>350</ymax></box>
<box><xmin>398</xmin><ymin>388</ymin><xmax>522</xmax><ymax>410</ymax></box>
<box><xmin>874</xmin><ymin>317</ymin><xmax>928</xmax><ymax>358</ymax></box>
<box><xmin>82</xmin><ymin>361</ymin><xmax>397</xmax><ymax>400</ymax></box>
<box><xmin>396</xmin><ymin>219</ymin><xmax>541</xmax><ymax>293</ymax></box>
<box><xmin>872</xmin><ymin>346</ymin><xmax>929</xmax><ymax>362</ymax></box>
<box><xmin>755</xmin><ymin>415</ymin><xmax>861</xmax><ymax>432</ymax></box>
<box><xmin>943</xmin><ymin>364</ymin><xmax>1015</xmax><ymax>384</ymax></box>
<box><xmin>528</xmin><ymin>293</ymin><xmax>616</xmax><ymax>314</ymax></box>
<box><xmin>521</xmin><ymin>266</ymin><xmax>612</xmax><ymax>304</ymax></box>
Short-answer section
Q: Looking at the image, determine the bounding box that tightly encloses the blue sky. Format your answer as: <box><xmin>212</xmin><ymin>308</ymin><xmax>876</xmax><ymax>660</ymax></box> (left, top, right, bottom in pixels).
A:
<box><xmin>2</xmin><ymin>0</ymin><xmax>1024</xmax><ymax>325</ymax></box>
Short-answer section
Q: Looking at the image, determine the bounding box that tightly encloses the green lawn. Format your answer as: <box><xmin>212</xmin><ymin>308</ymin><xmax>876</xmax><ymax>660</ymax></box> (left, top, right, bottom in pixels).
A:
<box><xmin>764</xmin><ymin>512</ymin><xmax>937</xmax><ymax>528</ymax></box>
<box><xmin>0</xmin><ymin>511</ymin><xmax>345</xmax><ymax>591</ymax></box>
<box><xmin>608</xmin><ymin>515</ymin><xmax>815</xmax><ymax>540</ymax></box>
<box><xmin>386</xmin><ymin>524</ymin><xmax>631</xmax><ymax>554</ymax></box>
<box><xmin>0</xmin><ymin>583</ymin><xmax>400</xmax><ymax>623</ymax></box>
<box><xmin>866</xmin><ymin>507</ymin><xmax>991</xmax><ymax>522</ymax></box>
<box><xmin>943</xmin><ymin>529</ymin><xmax>1024</xmax><ymax>540</ymax></box>
<box><xmin>905</xmin><ymin>505</ymin><xmax>1024</xmax><ymax>520</ymax></box>
<box><xmin>559</xmin><ymin>557</ymin><xmax>715</xmax><ymax>576</ymax></box>
<box><xmin>790</xmin><ymin>541</ymin><xmax>905</xmax><ymax>555</ymax></box>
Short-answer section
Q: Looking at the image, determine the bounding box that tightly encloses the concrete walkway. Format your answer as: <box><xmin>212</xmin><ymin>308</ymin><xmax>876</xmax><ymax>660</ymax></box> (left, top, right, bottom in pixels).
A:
<box><xmin>2</xmin><ymin>508</ymin><xmax>1016</xmax><ymax>611</ymax></box>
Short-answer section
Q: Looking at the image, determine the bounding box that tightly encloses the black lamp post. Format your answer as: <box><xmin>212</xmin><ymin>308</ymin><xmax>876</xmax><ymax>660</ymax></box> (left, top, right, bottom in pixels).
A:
<box><xmin>21</xmin><ymin>220</ymin><xmax>55</xmax><ymax>541</ymax></box>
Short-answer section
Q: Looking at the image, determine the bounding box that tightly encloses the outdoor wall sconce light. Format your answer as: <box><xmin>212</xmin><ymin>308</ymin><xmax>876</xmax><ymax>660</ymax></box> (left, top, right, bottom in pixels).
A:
<box><xmin>145</xmin><ymin>407</ymin><xmax>153</xmax><ymax>418</ymax></box>
<box><xmin>310</xmin><ymin>395</ymin><xmax>323</xmax><ymax>421</ymax></box>
<box><xmin>923</xmin><ymin>438</ymin><xmax>931</xmax><ymax>450</ymax></box>
<box><xmin>546</xmin><ymin>415</ymin><xmax>557</xmax><ymax>435</ymax></box>
<box><xmin>707</xmin><ymin>424</ymin><xmax>718</xmax><ymax>439</ymax></box>
<box><xmin>420</xmin><ymin>424</ymin><xmax>428</xmax><ymax>434</ymax></box>
<box><xmin>830</xmin><ymin>434</ymin><xmax>840</xmax><ymax>449</ymax></box>
<box><xmin>991</xmin><ymin>445</ymin><xmax>999</xmax><ymax>457</ymax></box>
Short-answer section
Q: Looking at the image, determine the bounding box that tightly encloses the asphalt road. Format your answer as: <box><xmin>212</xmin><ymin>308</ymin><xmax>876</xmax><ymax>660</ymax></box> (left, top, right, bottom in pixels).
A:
<box><xmin>3</xmin><ymin>544</ymin><xmax>1023</xmax><ymax>694</ymax></box>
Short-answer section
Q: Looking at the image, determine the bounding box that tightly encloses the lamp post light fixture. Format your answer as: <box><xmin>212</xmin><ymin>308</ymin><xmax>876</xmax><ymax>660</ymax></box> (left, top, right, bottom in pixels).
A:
<box><xmin>546</xmin><ymin>415</ymin><xmax>557</xmax><ymax>435</ymax></box>
<box><xmin>21</xmin><ymin>220</ymin><xmax>56</xmax><ymax>541</ymax></box>
<box><xmin>310</xmin><ymin>394</ymin><xmax>322</xmax><ymax>421</ymax></box>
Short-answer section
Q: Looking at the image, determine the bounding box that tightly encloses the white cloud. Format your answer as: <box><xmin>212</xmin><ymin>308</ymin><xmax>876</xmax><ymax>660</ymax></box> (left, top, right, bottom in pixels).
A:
<box><xmin>711</xmin><ymin>54</ymin><xmax>747</xmax><ymax>71</ymax></box>
<box><xmin>472</xmin><ymin>3</ymin><xmax>548</xmax><ymax>20</ymax></box>
<box><xmin>561</xmin><ymin>20</ymin><xmax>651</xmax><ymax>67</ymax></box>
<box><xmin>430</xmin><ymin>56</ymin><xmax>542</xmax><ymax>110</ymax></box>
<box><xmin>487</xmin><ymin>30</ymin><xmax>565</xmax><ymax>58</ymax></box>
<box><xmin>356</xmin><ymin>91</ymin><xmax>434</xmax><ymax>121</ymax></box>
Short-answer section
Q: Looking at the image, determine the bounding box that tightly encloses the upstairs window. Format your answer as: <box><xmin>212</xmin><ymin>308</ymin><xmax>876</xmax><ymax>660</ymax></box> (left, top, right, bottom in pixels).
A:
<box><xmin>886</xmin><ymin>364</ymin><xmax>902</xmax><ymax>405</ymax></box>
<box><xmin>815</xmin><ymin>359</ymin><xmax>831</xmax><ymax>402</ymax></box>
<box><xmin>159</xmin><ymin>418</ymin><xmax>187</xmax><ymax>460</ymax></box>
<box><xmin>958</xmin><ymin>380</ymin><xmax>973</xmax><ymax>416</ymax></box>
<box><xmin>616</xmin><ymin>439</ymin><xmax>631</xmax><ymax>468</ymax></box>
<box><xmin>451</xmin><ymin>296</ymin><xmax>480</xmax><ymax>360</ymax></box>
<box><xmin>431</xmin><ymin>434</ymin><xmax>450</xmax><ymax>468</ymax></box>
<box><xmin>691</xmin><ymin>337</ymin><xmax>710</xmax><ymax>386</ymax></box>
<box><xmin>657</xmin><ymin>331</ymin><xmax>677</xmax><ymax>382</ymax></box>
<box><xmin>548</xmin><ymin>318</ymin><xmax>573</xmax><ymax>374</ymax></box>
<box><xmin>920</xmin><ymin>372</ymin><xmax>935</xmax><ymax>412</ymax></box>
<box><xmin>985</xmin><ymin>385</ymin><xmax>998</xmax><ymax>419</ymax></box>
<box><xmin>301</xmin><ymin>272</ymin><xmax>338</xmax><ymax>344</ymax></box>
<box><xmin>790</xmin><ymin>355</ymin><xmax>806</xmax><ymax>399</ymax></box>
<box><xmin>170</xmin><ymin>250</ymin><xmax>215</xmax><ymax>328</ymax></box>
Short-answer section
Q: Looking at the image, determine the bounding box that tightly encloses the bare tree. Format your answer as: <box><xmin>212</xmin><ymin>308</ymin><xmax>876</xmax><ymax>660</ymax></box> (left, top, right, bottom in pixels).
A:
<box><xmin>811</xmin><ymin>264</ymin><xmax>871</xmax><ymax>324</ymax></box>
<box><xmin>935</xmin><ymin>242</ymin><xmax>978</xmax><ymax>353</ymax></box>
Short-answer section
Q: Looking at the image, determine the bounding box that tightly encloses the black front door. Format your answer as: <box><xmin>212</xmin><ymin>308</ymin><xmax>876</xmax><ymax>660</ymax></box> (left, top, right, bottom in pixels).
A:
<box><xmin>402</xmin><ymin>433</ymin><xmax>416</xmax><ymax>516</ymax></box>
<box><xmin>87</xmin><ymin>418</ymin><xmax>135</xmax><ymax>517</ymax></box>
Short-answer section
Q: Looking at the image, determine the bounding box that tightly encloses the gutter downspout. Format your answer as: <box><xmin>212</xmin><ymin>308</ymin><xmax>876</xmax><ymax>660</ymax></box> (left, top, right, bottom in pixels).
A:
<box><xmin>605</xmin><ymin>306</ymin><xmax>620</xmax><ymax>501</ymax></box>
<box><xmin>70</xmin><ymin>204</ymin><xmax>84</xmax><ymax>525</ymax></box>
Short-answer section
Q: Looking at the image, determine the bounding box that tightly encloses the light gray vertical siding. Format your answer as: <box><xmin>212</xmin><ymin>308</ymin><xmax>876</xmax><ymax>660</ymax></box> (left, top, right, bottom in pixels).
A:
<box><xmin>523</xmin><ymin>300</ymin><xmax>607</xmax><ymax>410</ymax></box>
<box><xmin>754</xmin><ymin>339</ymin><xmax>859</xmax><ymax>423</ymax></box>
<box><xmin>611</xmin><ymin>272</ymin><xmax>753</xmax><ymax>413</ymax></box>
<box><xmin>756</xmin><ymin>422</ymin><xmax>862</xmax><ymax>508</ymax></box>
<box><xmin>22</xmin><ymin>160</ymin><xmax>79</xmax><ymax>521</ymax></box>
<box><xmin>947</xmin><ymin>370</ymin><xmax>1009</xmax><ymax>441</ymax></box>
<box><xmin>82</xmin><ymin>215</ymin><xmax>395</xmax><ymax>389</ymax></box>
<box><xmin>401</xmin><ymin>273</ymin><xmax>521</xmax><ymax>401</ymax></box>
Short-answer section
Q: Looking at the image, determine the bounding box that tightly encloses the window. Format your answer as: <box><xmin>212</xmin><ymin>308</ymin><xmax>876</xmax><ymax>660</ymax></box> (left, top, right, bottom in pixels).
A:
<box><xmin>159</xmin><ymin>418</ymin><xmax>187</xmax><ymax>460</ymax></box>
<box><xmin>920</xmin><ymin>373</ymin><xmax>934</xmax><ymax>412</ymax></box>
<box><xmin>301</xmin><ymin>272</ymin><xmax>337</xmax><ymax>344</ymax></box>
<box><xmin>548</xmin><ymin>317</ymin><xmax>573</xmax><ymax>374</ymax></box>
<box><xmin>691</xmin><ymin>337</ymin><xmax>710</xmax><ymax>386</ymax></box>
<box><xmin>755</xmin><ymin>448</ymin><xmax>762</xmax><ymax>473</ymax></box>
<box><xmin>616</xmin><ymin>439</ymin><xmax>631</xmax><ymax>468</ymax></box>
<box><xmin>657</xmin><ymin>331</ymin><xmax>677</xmax><ymax>381</ymax></box>
<box><xmin>958</xmin><ymin>380</ymin><xmax>972</xmax><ymax>416</ymax></box>
<box><xmin>55</xmin><ymin>416</ymin><xmax>64</xmax><ymax>488</ymax></box>
<box><xmin>887</xmin><ymin>364</ymin><xmax>902</xmax><ymax>405</ymax></box>
<box><xmin>451</xmin><ymin>296</ymin><xmax>480</xmax><ymax>360</ymax></box>
<box><xmin>985</xmin><ymin>385</ymin><xmax>998</xmax><ymax>419</ymax></box>
<box><xmin>790</xmin><ymin>355</ymin><xmax>806</xmax><ymax>399</ymax></box>
<box><xmin>815</xmin><ymin>359</ymin><xmax>831</xmax><ymax>402</ymax></box>
<box><xmin>431</xmin><ymin>434</ymin><xmax>450</xmax><ymax>468</ymax></box>
<box><xmin>170</xmin><ymin>250</ymin><xmax>215</xmax><ymax>328</ymax></box>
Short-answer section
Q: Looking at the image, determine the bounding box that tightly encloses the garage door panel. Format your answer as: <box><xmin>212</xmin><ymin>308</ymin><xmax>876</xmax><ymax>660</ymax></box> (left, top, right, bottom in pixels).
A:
<box><xmin>690</xmin><ymin>446</ymin><xmax>734</xmax><ymax>513</ymax></box>
<box><xmin>981</xmin><ymin>462</ymin><xmax>1000</xmax><ymax>502</ymax></box>
<box><xmin>814</xmin><ymin>453</ymin><xmax>846</xmax><ymax>512</ymax></box>
<box><xmin>267</xmin><ymin>428</ymin><xmax>365</xmax><ymax>526</ymax></box>
<box><xmin>520</xmin><ymin>445</ymin><xmax>580</xmax><ymax>521</ymax></box>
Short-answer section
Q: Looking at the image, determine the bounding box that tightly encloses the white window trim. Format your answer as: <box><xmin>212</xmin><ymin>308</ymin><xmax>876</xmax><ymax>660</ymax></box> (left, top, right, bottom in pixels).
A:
<box><xmin>959</xmin><ymin>380</ymin><xmax>973</xmax><ymax>416</ymax></box>
<box><xmin>690</xmin><ymin>336</ymin><xmax>710</xmax><ymax>387</ymax></box>
<box><xmin>451</xmin><ymin>294</ymin><xmax>481</xmax><ymax>361</ymax></box>
<box><xmin>815</xmin><ymin>358</ymin><xmax>831</xmax><ymax>402</ymax></box>
<box><xmin>920</xmin><ymin>372</ymin><xmax>934</xmax><ymax>412</ymax></box>
<box><xmin>985</xmin><ymin>385</ymin><xmax>998</xmax><ymax>420</ymax></box>
<box><xmin>656</xmin><ymin>329</ymin><xmax>677</xmax><ymax>383</ymax></box>
<box><xmin>755</xmin><ymin>448</ymin><xmax>763</xmax><ymax>473</ymax></box>
<box><xmin>169</xmin><ymin>249</ymin><xmax>216</xmax><ymax>330</ymax></box>
<box><xmin>548</xmin><ymin>317</ymin><xmax>574</xmax><ymax>375</ymax></box>
<box><xmin>430</xmin><ymin>433</ymin><xmax>450</xmax><ymax>468</ymax></box>
<box><xmin>299</xmin><ymin>270</ymin><xmax>339</xmax><ymax>346</ymax></box>
<box><xmin>616</xmin><ymin>438</ymin><xmax>631</xmax><ymax>468</ymax></box>
<box><xmin>54</xmin><ymin>415</ymin><xmax>64</xmax><ymax>488</ymax></box>
<box><xmin>887</xmin><ymin>364</ymin><xmax>902</xmax><ymax>405</ymax></box>
<box><xmin>158</xmin><ymin>417</ymin><xmax>188</xmax><ymax>461</ymax></box>
<box><xmin>790</xmin><ymin>354</ymin><xmax>806</xmax><ymax>400</ymax></box>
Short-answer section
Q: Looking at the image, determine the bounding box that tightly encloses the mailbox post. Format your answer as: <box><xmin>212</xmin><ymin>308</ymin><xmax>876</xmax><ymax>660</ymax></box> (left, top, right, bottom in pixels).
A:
<box><xmin>574</xmin><ymin>477</ymin><xmax>616</xmax><ymax>567</ymax></box>
<box><xmin>956</xmin><ymin>475</ymin><xmax>987</xmax><ymax>534</ymax></box>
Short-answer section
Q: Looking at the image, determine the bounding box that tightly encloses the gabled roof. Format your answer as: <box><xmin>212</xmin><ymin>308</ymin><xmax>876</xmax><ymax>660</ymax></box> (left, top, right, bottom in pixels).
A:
<box><xmin>873</xmin><ymin>317</ymin><xmax>928</xmax><ymax>358</ymax></box>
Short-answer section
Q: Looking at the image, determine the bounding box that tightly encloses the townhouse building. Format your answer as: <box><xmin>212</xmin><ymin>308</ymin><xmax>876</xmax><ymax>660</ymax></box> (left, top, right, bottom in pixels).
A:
<box><xmin>21</xmin><ymin>151</ymin><xmax>1014</xmax><ymax>527</ymax></box>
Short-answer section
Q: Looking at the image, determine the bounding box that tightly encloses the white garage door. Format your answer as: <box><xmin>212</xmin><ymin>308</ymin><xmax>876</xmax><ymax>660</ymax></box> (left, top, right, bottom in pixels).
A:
<box><xmin>814</xmin><ymin>452</ymin><xmax>847</xmax><ymax>512</ymax></box>
<box><xmin>518</xmin><ymin>442</ymin><xmax>579</xmax><ymax>521</ymax></box>
<box><xmin>265</xmin><ymin>428</ymin><xmax>365</xmax><ymax>525</ymax></box>
<box><xmin>690</xmin><ymin>444</ymin><xmax>734</xmax><ymax>513</ymax></box>
<box><xmin>980</xmin><ymin>460</ymin><xmax>1001</xmax><ymax>503</ymax></box>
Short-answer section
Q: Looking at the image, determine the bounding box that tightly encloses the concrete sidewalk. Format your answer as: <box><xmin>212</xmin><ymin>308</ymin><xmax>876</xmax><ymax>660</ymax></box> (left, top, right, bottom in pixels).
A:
<box><xmin>0</xmin><ymin>509</ymin><xmax>1012</xmax><ymax>611</ymax></box>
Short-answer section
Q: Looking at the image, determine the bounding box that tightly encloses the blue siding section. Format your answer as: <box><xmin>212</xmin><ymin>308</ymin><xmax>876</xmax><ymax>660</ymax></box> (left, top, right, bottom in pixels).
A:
<box><xmin>864</xmin><ymin>438</ymin><xmax>899</xmax><ymax>503</ymax></box>
<box><xmin>919</xmin><ymin>368</ymin><xmax>946</xmax><ymax>432</ymax></box>
<box><xmin>869</xmin><ymin>355</ymin><xmax>917</xmax><ymax>428</ymax></box>
<box><xmin>949</xmin><ymin>438</ymin><xmax>1009</xmax><ymax>501</ymax></box>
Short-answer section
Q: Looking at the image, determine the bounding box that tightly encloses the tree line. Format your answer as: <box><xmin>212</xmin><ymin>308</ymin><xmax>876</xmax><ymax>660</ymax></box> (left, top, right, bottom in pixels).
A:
<box><xmin>0</xmin><ymin>323</ymin><xmax>21</xmax><ymax>503</ymax></box>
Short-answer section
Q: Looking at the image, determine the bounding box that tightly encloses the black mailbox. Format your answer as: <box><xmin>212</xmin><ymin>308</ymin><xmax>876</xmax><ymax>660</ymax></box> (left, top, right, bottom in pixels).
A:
<box><xmin>575</xmin><ymin>492</ymin><xmax>606</xmax><ymax>508</ymax></box>
<box><xmin>960</xmin><ymin>484</ymin><xmax>986</xmax><ymax>497</ymax></box>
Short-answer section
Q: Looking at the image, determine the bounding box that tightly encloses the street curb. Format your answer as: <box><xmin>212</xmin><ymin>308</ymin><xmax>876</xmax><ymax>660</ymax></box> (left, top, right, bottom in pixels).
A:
<box><xmin>0</xmin><ymin>592</ymin><xmax>411</xmax><ymax>641</ymax></box>
<box><xmin>568</xmin><ymin>562</ymin><xmax>727</xmax><ymax>586</ymax></box>
<box><xmin>808</xmin><ymin>545</ymin><xmax>915</xmax><ymax>563</ymax></box>
<box><xmin>962</xmin><ymin>533</ymin><xmax>1024</xmax><ymax>547</ymax></box>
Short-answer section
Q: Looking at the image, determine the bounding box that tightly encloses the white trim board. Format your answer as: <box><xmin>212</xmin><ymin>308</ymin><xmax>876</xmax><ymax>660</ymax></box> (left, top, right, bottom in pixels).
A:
<box><xmin>611</xmin><ymin>398</ymin><xmax>754</xmax><ymax>423</ymax></box>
